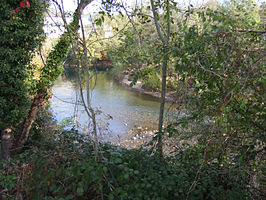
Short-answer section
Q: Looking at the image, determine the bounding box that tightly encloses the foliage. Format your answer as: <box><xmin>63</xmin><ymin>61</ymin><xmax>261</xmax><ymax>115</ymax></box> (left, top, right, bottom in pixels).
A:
<box><xmin>94</xmin><ymin>0</ymin><xmax>265</xmax><ymax>197</ymax></box>
<box><xmin>0</xmin><ymin>0</ymin><xmax>46</xmax><ymax>130</ymax></box>
<box><xmin>0</xmin><ymin>0</ymin><xmax>95</xmax><ymax>159</ymax></box>
<box><xmin>93</xmin><ymin>2</ymin><xmax>163</xmax><ymax>86</ymax></box>
<box><xmin>166</xmin><ymin>1</ymin><xmax>265</xmax><ymax>197</ymax></box>
<box><xmin>1</xmin><ymin>0</ymin><xmax>265</xmax><ymax>199</ymax></box>
<box><xmin>141</xmin><ymin>67</ymin><xmax>161</xmax><ymax>91</ymax></box>
<box><xmin>0</xmin><ymin>117</ymin><xmax>250</xmax><ymax>199</ymax></box>
<box><xmin>171</xmin><ymin>0</ymin><xmax>265</xmax><ymax>157</ymax></box>
<box><xmin>36</xmin><ymin>5</ymin><xmax>84</xmax><ymax>95</ymax></box>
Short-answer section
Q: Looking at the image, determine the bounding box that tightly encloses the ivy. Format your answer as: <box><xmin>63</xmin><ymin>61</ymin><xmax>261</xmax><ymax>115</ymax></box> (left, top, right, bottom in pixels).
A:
<box><xmin>0</xmin><ymin>0</ymin><xmax>46</xmax><ymax>130</ymax></box>
<box><xmin>36</xmin><ymin>1</ymin><xmax>88</xmax><ymax>95</ymax></box>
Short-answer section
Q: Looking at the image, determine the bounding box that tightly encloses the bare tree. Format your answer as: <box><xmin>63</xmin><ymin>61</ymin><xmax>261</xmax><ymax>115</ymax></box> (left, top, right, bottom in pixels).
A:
<box><xmin>55</xmin><ymin>0</ymin><xmax>100</xmax><ymax>157</ymax></box>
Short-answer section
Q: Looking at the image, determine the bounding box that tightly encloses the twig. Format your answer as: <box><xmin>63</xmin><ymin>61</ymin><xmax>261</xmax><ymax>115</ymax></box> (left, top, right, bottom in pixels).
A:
<box><xmin>186</xmin><ymin>143</ymin><xmax>208</xmax><ymax>200</ymax></box>
<box><xmin>197</xmin><ymin>57</ymin><xmax>226</xmax><ymax>80</ymax></box>
<box><xmin>233</xmin><ymin>30</ymin><xmax>266</xmax><ymax>34</ymax></box>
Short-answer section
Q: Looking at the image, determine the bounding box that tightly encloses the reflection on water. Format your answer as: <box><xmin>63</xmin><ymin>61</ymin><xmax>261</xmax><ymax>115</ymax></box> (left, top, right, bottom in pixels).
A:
<box><xmin>50</xmin><ymin>72</ymin><xmax>170</xmax><ymax>137</ymax></box>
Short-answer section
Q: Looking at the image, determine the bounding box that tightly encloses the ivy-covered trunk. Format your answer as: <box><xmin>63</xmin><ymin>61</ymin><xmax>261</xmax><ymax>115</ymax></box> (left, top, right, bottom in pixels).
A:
<box><xmin>12</xmin><ymin>93</ymin><xmax>46</xmax><ymax>153</ymax></box>
<box><xmin>10</xmin><ymin>0</ymin><xmax>94</xmax><ymax>154</ymax></box>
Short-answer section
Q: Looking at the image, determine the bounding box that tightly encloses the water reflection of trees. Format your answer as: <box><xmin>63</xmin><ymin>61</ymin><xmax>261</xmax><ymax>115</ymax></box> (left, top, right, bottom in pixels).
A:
<box><xmin>62</xmin><ymin>66</ymin><xmax>77</xmax><ymax>81</ymax></box>
<box><xmin>62</xmin><ymin>66</ymin><xmax>97</xmax><ymax>90</ymax></box>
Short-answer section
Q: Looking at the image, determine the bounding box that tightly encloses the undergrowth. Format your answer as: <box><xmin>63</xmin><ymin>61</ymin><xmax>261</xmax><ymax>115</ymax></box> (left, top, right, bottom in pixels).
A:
<box><xmin>0</xmin><ymin>110</ymin><xmax>251</xmax><ymax>200</ymax></box>
<box><xmin>0</xmin><ymin>135</ymin><xmax>250</xmax><ymax>199</ymax></box>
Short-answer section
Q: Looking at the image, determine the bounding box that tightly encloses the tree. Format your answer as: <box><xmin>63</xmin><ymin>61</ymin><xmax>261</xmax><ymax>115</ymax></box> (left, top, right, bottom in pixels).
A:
<box><xmin>150</xmin><ymin>0</ymin><xmax>171</xmax><ymax>156</ymax></box>
<box><xmin>12</xmin><ymin>0</ymin><xmax>94</xmax><ymax>153</ymax></box>
<box><xmin>168</xmin><ymin>1</ymin><xmax>265</xmax><ymax>195</ymax></box>
<box><xmin>0</xmin><ymin>0</ymin><xmax>94</xmax><ymax>159</ymax></box>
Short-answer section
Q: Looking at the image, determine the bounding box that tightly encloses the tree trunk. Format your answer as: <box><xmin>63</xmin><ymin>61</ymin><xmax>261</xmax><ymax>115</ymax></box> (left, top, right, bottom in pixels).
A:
<box><xmin>157</xmin><ymin>53</ymin><xmax>168</xmax><ymax>155</ymax></box>
<box><xmin>80</xmin><ymin>16</ymin><xmax>99</xmax><ymax>154</ymax></box>
<box><xmin>150</xmin><ymin>0</ymin><xmax>170</xmax><ymax>156</ymax></box>
<box><xmin>12</xmin><ymin>93</ymin><xmax>45</xmax><ymax>153</ymax></box>
<box><xmin>1</xmin><ymin>128</ymin><xmax>12</xmax><ymax>160</ymax></box>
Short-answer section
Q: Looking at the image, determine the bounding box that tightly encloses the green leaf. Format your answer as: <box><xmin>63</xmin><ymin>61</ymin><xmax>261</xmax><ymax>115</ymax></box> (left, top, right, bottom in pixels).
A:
<box><xmin>108</xmin><ymin>194</ymin><xmax>114</xmax><ymax>200</ymax></box>
<box><xmin>115</xmin><ymin>158</ymin><xmax>123</xmax><ymax>164</ymax></box>
<box><xmin>77</xmin><ymin>187</ymin><xmax>84</xmax><ymax>196</ymax></box>
<box><xmin>124</xmin><ymin>173</ymin><xmax>129</xmax><ymax>180</ymax></box>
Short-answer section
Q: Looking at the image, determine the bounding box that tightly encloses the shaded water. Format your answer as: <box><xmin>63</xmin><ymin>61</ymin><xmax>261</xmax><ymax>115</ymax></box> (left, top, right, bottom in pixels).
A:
<box><xmin>50</xmin><ymin>72</ymin><xmax>170</xmax><ymax>138</ymax></box>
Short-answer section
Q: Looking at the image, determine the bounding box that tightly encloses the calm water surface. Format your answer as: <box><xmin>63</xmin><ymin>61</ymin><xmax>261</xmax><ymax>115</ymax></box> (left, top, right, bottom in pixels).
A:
<box><xmin>50</xmin><ymin>72</ymin><xmax>170</xmax><ymax>138</ymax></box>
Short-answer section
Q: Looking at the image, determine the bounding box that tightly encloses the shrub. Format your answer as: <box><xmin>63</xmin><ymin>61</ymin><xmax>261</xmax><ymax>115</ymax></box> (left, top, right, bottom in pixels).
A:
<box><xmin>0</xmin><ymin>128</ymin><xmax>250</xmax><ymax>200</ymax></box>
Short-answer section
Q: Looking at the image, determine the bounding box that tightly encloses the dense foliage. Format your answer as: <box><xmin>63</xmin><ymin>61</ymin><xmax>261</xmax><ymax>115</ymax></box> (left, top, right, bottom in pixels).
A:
<box><xmin>0</xmin><ymin>114</ymin><xmax>249</xmax><ymax>199</ymax></box>
<box><xmin>0</xmin><ymin>0</ymin><xmax>45</xmax><ymax>130</ymax></box>
<box><xmin>169</xmin><ymin>1</ymin><xmax>265</xmax><ymax>194</ymax></box>
<box><xmin>95</xmin><ymin>0</ymin><xmax>265</xmax><ymax>197</ymax></box>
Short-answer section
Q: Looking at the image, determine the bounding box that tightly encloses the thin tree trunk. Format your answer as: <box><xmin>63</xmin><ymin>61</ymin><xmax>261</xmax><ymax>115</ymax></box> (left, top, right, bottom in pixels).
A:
<box><xmin>80</xmin><ymin>15</ymin><xmax>99</xmax><ymax>151</ymax></box>
<box><xmin>157</xmin><ymin>53</ymin><xmax>168</xmax><ymax>154</ymax></box>
<box><xmin>150</xmin><ymin>0</ymin><xmax>170</xmax><ymax>156</ymax></box>
<box><xmin>1</xmin><ymin>128</ymin><xmax>12</xmax><ymax>160</ymax></box>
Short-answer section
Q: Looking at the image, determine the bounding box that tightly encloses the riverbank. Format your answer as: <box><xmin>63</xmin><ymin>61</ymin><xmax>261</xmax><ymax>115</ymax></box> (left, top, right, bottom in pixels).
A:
<box><xmin>114</xmin><ymin>74</ymin><xmax>177</xmax><ymax>103</ymax></box>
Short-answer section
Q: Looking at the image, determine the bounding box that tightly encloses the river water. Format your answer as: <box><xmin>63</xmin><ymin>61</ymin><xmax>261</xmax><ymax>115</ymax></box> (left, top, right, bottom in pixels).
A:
<box><xmin>50</xmin><ymin>72</ymin><xmax>171</xmax><ymax>139</ymax></box>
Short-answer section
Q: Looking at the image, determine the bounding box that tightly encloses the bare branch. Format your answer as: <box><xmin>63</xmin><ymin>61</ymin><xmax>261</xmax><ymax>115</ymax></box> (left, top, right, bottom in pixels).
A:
<box><xmin>234</xmin><ymin>30</ymin><xmax>266</xmax><ymax>34</ymax></box>
<box><xmin>150</xmin><ymin>0</ymin><xmax>167</xmax><ymax>44</ymax></box>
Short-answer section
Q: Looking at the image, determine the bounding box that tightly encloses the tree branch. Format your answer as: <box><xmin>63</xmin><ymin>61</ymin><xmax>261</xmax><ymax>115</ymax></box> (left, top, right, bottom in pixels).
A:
<box><xmin>150</xmin><ymin>0</ymin><xmax>167</xmax><ymax>44</ymax></box>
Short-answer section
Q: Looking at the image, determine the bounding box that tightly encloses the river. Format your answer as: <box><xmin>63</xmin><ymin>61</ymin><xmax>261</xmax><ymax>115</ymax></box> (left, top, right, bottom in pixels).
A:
<box><xmin>50</xmin><ymin>72</ymin><xmax>172</xmax><ymax>140</ymax></box>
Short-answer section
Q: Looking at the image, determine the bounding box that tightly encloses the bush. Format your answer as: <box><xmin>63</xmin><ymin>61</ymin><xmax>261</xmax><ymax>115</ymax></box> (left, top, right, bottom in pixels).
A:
<box><xmin>0</xmin><ymin>127</ymin><xmax>250</xmax><ymax>200</ymax></box>
<box><xmin>141</xmin><ymin>68</ymin><xmax>161</xmax><ymax>91</ymax></box>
